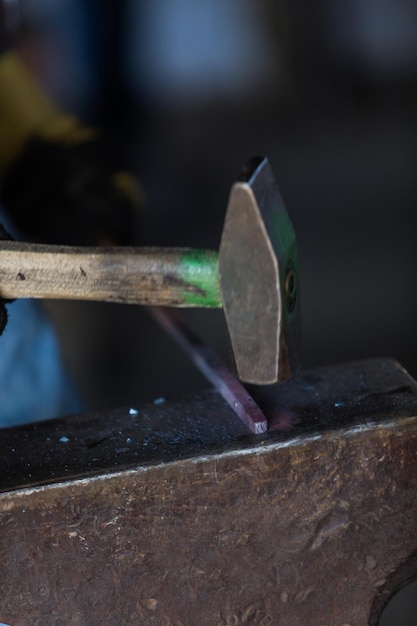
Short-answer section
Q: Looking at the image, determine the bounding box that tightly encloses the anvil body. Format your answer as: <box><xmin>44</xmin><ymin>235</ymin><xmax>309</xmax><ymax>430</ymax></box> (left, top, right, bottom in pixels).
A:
<box><xmin>0</xmin><ymin>358</ymin><xmax>416</xmax><ymax>625</ymax></box>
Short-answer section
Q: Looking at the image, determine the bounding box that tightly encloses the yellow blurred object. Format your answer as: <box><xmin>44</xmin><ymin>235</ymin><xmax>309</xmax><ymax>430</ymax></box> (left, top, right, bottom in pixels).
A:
<box><xmin>0</xmin><ymin>51</ymin><xmax>96</xmax><ymax>176</ymax></box>
<box><xmin>0</xmin><ymin>50</ymin><xmax>142</xmax><ymax>246</ymax></box>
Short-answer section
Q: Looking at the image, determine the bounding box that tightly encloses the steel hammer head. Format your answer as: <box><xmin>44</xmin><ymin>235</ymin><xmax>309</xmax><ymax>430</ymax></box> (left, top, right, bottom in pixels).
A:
<box><xmin>219</xmin><ymin>157</ymin><xmax>301</xmax><ymax>385</ymax></box>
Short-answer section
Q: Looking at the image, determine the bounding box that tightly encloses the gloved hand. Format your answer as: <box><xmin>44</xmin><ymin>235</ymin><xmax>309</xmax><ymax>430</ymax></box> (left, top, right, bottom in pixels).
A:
<box><xmin>1</xmin><ymin>133</ymin><xmax>142</xmax><ymax>246</ymax></box>
<box><xmin>0</xmin><ymin>52</ymin><xmax>142</xmax><ymax>246</ymax></box>
<box><xmin>0</xmin><ymin>293</ymin><xmax>7</xmax><ymax>336</ymax></box>
<box><xmin>0</xmin><ymin>223</ymin><xmax>13</xmax><ymax>335</ymax></box>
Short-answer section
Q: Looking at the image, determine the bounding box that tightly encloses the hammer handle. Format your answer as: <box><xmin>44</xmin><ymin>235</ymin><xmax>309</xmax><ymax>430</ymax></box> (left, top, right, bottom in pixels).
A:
<box><xmin>0</xmin><ymin>241</ymin><xmax>222</xmax><ymax>308</ymax></box>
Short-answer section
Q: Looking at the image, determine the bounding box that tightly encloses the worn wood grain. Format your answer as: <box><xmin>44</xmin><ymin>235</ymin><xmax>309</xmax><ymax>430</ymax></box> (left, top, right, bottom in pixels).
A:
<box><xmin>0</xmin><ymin>241</ymin><xmax>221</xmax><ymax>306</ymax></box>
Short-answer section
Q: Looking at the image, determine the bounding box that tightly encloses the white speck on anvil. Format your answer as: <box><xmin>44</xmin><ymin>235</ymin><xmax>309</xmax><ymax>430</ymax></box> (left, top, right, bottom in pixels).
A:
<box><xmin>153</xmin><ymin>397</ymin><xmax>165</xmax><ymax>405</ymax></box>
<box><xmin>59</xmin><ymin>436</ymin><xmax>70</xmax><ymax>443</ymax></box>
<box><xmin>129</xmin><ymin>408</ymin><xmax>138</xmax><ymax>415</ymax></box>
<box><xmin>126</xmin><ymin>437</ymin><xmax>132</xmax><ymax>444</ymax></box>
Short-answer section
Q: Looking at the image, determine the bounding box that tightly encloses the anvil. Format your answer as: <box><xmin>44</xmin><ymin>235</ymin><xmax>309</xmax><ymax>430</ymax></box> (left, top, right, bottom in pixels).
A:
<box><xmin>0</xmin><ymin>357</ymin><xmax>416</xmax><ymax>625</ymax></box>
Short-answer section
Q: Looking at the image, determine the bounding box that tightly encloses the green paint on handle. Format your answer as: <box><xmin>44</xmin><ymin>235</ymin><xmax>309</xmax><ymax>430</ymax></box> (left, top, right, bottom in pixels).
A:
<box><xmin>178</xmin><ymin>249</ymin><xmax>221</xmax><ymax>307</ymax></box>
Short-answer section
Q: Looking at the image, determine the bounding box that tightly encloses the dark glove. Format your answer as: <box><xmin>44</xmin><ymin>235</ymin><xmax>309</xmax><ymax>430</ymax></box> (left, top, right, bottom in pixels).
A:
<box><xmin>0</xmin><ymin>223</ymin><xmax>13</xmax><ymax>335</ymax></box>
<box><xmin>1</xmin><ymin>134</ymin><xmax>142</xmax><ymax>246</ymax></box>
<box><xmin>0</xmin><ymin>297</ymin><xmax>7</xmax><ymax>336</ymax></box>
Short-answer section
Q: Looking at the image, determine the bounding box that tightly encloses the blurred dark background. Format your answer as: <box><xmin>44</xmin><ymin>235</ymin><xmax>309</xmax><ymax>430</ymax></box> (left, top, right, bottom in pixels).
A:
<box><xmin>12</xmin><ymin>1</ymin><xmax>417</xmax><ymax>621</ymax></box>
<box><xmin>18</xmin><ymin>0</ymin><xmax>416</xmax><ymax>410</ymax></box>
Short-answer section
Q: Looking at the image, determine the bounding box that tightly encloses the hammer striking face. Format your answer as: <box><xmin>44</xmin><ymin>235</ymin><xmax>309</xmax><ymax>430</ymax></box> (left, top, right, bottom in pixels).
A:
<box><xmin>219</xmin><ymin>157</ymin><xmax>301</xmax><ymax>384</ymax></box>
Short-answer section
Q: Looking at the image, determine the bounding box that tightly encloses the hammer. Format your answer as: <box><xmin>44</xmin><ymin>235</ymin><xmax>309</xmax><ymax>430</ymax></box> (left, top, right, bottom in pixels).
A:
<box><xmin>0</xmin><ymin>157</ymin><xmax>301</xmax><ymax>385</ymax></box>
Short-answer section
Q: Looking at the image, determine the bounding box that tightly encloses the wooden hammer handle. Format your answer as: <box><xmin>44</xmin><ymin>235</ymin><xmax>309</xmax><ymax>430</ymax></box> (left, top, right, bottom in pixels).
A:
<box><xmin>0</xmin><ymin>241</ymin><xmax>222</xmax><ymax>308</ymax></box>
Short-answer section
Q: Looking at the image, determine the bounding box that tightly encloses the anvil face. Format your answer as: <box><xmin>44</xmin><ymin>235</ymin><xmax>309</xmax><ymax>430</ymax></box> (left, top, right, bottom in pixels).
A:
<box><xmin>0</xmin><ymin>358</ymin><xmax>416</xmax><ymax>625</ymax></box>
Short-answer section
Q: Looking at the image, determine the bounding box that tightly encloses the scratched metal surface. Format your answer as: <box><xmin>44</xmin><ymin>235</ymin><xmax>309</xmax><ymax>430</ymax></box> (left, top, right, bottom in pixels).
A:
<box><xmin>0</xmin><ymin>357</ymin><xmax>416</xmax><ymax>492</ymax></box>
<box><xmin>0</xmin><ymin>358</ymin><xmax>416</xmax><ymax>625</ymax></box>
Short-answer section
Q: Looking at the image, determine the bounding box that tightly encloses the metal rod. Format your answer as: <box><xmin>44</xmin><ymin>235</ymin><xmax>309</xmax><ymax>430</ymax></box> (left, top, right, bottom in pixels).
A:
<box><xmin>151</xmin><ymin>307</ymin><xmax>268</xmax><ymax>434</ymax></box>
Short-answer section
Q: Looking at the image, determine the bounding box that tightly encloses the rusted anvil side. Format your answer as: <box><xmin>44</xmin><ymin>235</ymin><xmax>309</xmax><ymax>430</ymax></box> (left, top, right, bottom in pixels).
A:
<box><xmin>0</xmin><ymin>359</ymin><xmax>417</xmax><ymax>626</ymax></box>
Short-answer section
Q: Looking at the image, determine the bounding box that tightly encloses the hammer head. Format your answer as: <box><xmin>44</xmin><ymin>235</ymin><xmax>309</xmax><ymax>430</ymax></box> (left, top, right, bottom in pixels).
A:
<box><xmin>219</xmin><ymin>157</ymin><xmax>301</xmax><ymax>385</ymax></box>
